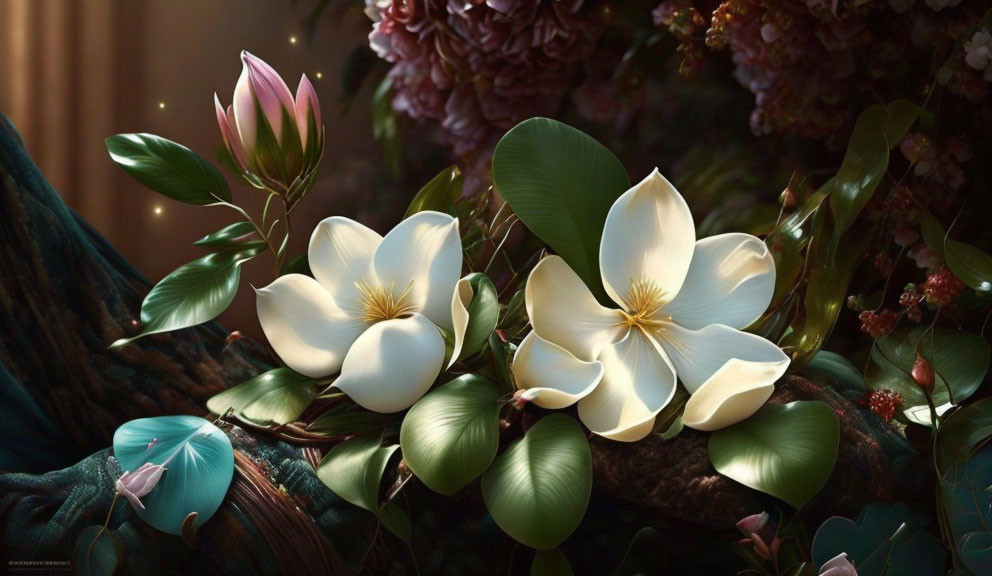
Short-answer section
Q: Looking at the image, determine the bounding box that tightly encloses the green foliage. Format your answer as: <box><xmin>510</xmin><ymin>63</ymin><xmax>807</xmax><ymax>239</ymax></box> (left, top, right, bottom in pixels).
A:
<box><xmin>113</xmin><ymin>415</ymin><xmax>234</xmax><ymax>535</ymax></box>
<box><xmin>106</xmin><ymin>133</ymin><xmax>231</xmax><ymax>204</ymax></box>
<box><xmin>945</xmin><ymin>240</ymin><xmax>992</xmax><ymax>293</ymax></box>
<box><xmin>316</xmin><ymin>436</ymin><xmax>411</xmax><ymax>542</ymax></box>
<box><xmin>110</xmin><ymin>245</ymin><xmax>263</xmax><ymax>347</ymax></box>
<box><xmin>194</xmin><ymin>222</ymin><xmax>264</xmax><ymax>249</ymax></box>
<box><xmin>811</xmin><ymin>502</ymin><xmax>946</xmax><ymax>576</ymax></box>
<box><xmin>938</xmin><ymin>398</ymin><xmax>992</xmax><ymax>465</ymax></box>
<box><xmin>373</xmin><ymin>77</ymin><xmax>401</xmax><ymax>176</ymax></box>
<box><xmin>531</xmin><ymin>548</ymin><xmax>574</xmax><ymax>576</ymax></box>
<box><xmin>206</xmin><ymin>367</ymin><xmax>318</xmax><ymax>426</ymax></box>
<box><xmin>708</xmin><ymin>401</ymin><xmax>839</xmax><ymax>509</ymax></box>
<box><xmin>482</xmin><ymin>414</ymin><xmax>592</xmax><ymax>550</ymax></box>
<box><xmin>941</xmin><ymin>445</ymin><xmax>992</xmax><ymax>575</ymax></box>
<box><xmin>492</xmin><ymin>117</ymin><xmax>630</xmax><ymax>304</ymax></box>
<box><xmin>803</xmin><ymin>350</ymin><xmax>868</xmax><ymax>391</ymax></box>
<box><xmin>74</xmin><ymin>526</ymin><xmax>121</xmax><ymax>576</ymax></box>
<box><xmin>458</xmin><ymin>273</ymin><xmax>500</xmax><ymax>362</ymax></box>
<box><xmin>400</xmin><ymin>375</ymin><xmax>502</xmax><ymax>495</ymax></box>
<box><xmin>404</xmin><ymin>165</ymin><xmax>463</xmax><ymax>218</ymax></box>
<box><xmin>307</xmin><ymin>403</ymin><xmax>388</xmax><ymax>437</ymax></box>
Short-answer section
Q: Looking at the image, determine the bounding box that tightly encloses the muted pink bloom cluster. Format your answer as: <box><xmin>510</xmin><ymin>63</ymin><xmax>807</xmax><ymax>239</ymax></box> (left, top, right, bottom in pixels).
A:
<box><xmin>367</xmin><ymin>0</ymin><xmax>608</xmax><ymax>157</ymax></box>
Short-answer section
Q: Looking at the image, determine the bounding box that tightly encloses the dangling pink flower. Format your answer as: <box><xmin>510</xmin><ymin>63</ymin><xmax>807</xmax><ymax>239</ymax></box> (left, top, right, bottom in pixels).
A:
<box><xmin>115</xmin><ymin>462</ymin><xmax>167</xmax><ymax>510</ymax></box>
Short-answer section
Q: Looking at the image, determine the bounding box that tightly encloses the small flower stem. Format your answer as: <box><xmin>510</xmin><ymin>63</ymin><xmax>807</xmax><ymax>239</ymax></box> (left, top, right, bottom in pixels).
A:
<box><xmin>86</xmin><ymin>492</ymin><xmax>120</xmax><ymax>567</ymax></box>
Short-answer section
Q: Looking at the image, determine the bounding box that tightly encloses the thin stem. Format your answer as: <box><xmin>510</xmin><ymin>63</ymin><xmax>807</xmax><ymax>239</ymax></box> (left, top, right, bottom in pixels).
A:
<box><xmin>86</xmin><ymin>492</ymin><xmax>121</xmax><ymax>568</ymax></box>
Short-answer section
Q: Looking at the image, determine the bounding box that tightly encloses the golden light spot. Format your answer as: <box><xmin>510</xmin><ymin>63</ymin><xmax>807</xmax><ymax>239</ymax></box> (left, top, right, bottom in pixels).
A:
<box><xmin>157</xmin><ymin>101</ymin><xmax>166</xmax><ymax>110</ymax></box>
<box><xmin>289</xmin><ymin>35</ymin><xmax>298</xmax><ymax>45</ymax></box>
<box><xmin>356</xmin><ymin>280</ymin><xmax>416</xmax><ymax>324</ymax></box>
<box><xmin>315</xmin><ymin>71</ymin><xmax>323</xmax><ymax>79</ymax></box>
<box><xmin>153</xmin><ymin>206</ymin><xmax>163</xmax><ymax>216</ymax></box>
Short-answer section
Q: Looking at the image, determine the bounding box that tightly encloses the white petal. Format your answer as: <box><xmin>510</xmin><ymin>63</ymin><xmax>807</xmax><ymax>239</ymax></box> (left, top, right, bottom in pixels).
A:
<box><xmin>681</xmin><ymin>359</ymin><xmax>778</xmax><ymax>431</ymax></box>
<box><xmin>373</xmin><ymin>211</ymin><xmax>462</xmax><ymax>331</ymax></box>
<box><xmin>664</xmin><ymin>233</ymin><xmax>776</xmax><ymax>330</ymax></box>
<box><xmin>449</xmin><ymin>277</ymin><xmax>472</xmax><ymax>368</ymax></box>
<box><xmin>256</xmin><ymin>274</ymin><xmax>366</xmax><ymax>378</ymax></box>
<box><xmin>333</xmin><ymin>314</ymin><xmax>444</xmax><ymax>413</ymax></box>
<box><xmin>658</xmin><ymin>323</ymin><xmax>789</xmax><ymax>394</ymax></box>
<box><xmin>525</xmin><ymin>255</ymin><xmax>625</xmax><ymax>362</ymax></box>
<box><xmin>511</xmin><ymin>331</ymin><xmax>603</xmax><ymax>409</ymax></box>
<box><xmin>599</xmin><ymin>169</ymin><xmax>695</xmax><ymax>311</ymax></box>
<box><xmin>308</xmin><ymin>216</ymin><xmax>382</xmax><ymax>315</ymax></box>
<box><xmin>577</xmin><ymin>330</ymin><xmax>677</xmax><ymax>442</ymax></box>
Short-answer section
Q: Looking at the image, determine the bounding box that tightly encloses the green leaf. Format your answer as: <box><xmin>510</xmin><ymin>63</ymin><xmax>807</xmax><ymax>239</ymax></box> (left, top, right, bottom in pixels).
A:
<box><xmin>812</xmin><ymin>502</ymin><xmax>946</xmax><ymax>576</ymax></box>
<box><xmin>316</xmin><ymin>436</ymin><xmax>411</xmax><ymax>542</ymax></box>
<box><xmin>946</xmin><ymin>240</ymin><xmax>992</xmax><ymax>293</ymax></box>
<box><xmin>111</xmin><ymin>245</ymin><xmax>263</xmax><ymax>347</ymax></box>
<box><xmin>206</xmin><ymin>367</ymin><xmax>317</xmax><ymax>426</ymax></box>
<box><xmin>830</xmin><ymin>100</ymin><xmax>919</xmax><ymax>237</ymax></box>
<box><xmin>113</xmin><ymin>415</ymin><xmax>234</xmax><ymax>535</ymax></box>
<box><xmin>400</xmin><ymin>375</ymin><xmax>502</xmax><ymax>495</ymax></box>
<box><xmin>74</xmin><ymin>526</ymin><xmax>121</xmax><ymax>576</ymax></box>
<box><xmin>942</xmin><ymin>445</ymin><xmax>992</xmax><ymax>575</ymax></box>
<box><xmin>307</xmin><ymin>405</ymin><xmax>388</xmax><ymax>437</ymax></box>
<box><xmin>938</xmin><ymin>398</ymin><xmax>992</xmax><ymax>466</ymax></box>
<box><xmin>492</xmin><ymin>118</ymin><xmax>630</xmax><ymax>303</ymax></box>
<box><xmin>803</xmin><ymin>350</ymin><xmax>867</xmax><ymax>391</ymax></box>
<box><xmin>708</xmin><ymin>401</ymin><xmax>839</xmax><ymax>509</ymax></box>
<box><xmin>194</xmin><ymin>222</ymin><xmax>263</xmax><ymax>249</ymax></box>
<box><xmin>372</xmin><ymin>77</ymin><xmax>401</xmax><ymax>176</ymax></box>
<box><xmin>531</xmin><ymin>548</ymin><xmax>574</xmax><ymax>576</ymax></box>
<box><xmin>404</xmin><ymin>165</ymin><xmax>463</xmax><ymax>218</ymax></box>
<box><xmin>456</xmin><ymin>273</ymin><xmax>500</xmax><ymax>362</ymax></box>
<box><xmin>280</xmin><ymin>252</ymin><xmax>311</xmax><ymax>277</ymax></box>
<box><xmin>919</xmin><ymin>209</ymin><xmax>947</xmax><ymax>258</ymax></box>
<box><xmin>106</xmin><ymin>133</ymin><xmax>231</xmax><ymax>204</ymax></box>
<box><xmin>482</xmin><ymin>414</ymin><xmax>592</xmax><ymax>549</ymax></box>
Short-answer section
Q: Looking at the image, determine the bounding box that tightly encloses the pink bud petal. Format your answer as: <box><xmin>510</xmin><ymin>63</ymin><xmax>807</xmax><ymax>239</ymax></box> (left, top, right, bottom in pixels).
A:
<box><xmin>115</xmin><ymin>479</ymin><xmax>146</xmax><ymax>510</ymax></box>
<box><xmin>819</xmin><ymin>552</ymin><xmax>857</xmax><ymax>576</ymax></box>
<box><xmin>225</xmin><ymin>105</ymin><xmax>249</xmax><ymax>170</ymax></box>
<box><xmin>118</xmin><ymin>462</ymin><xmax>167</xmax><ymax>498</ymax></box>
<box><xmin>241</xmin><ymin>51</ymin><xmax>297</xmax><ymax>145</ymax></box>
<box><xmin>232</xmin><ymin>63</ymin><xmax>258</xmax><ymax>155</ymax></box>
<box><xmin>295</xmin><ymin>74</ymin><xmax>321</xmax><ymax>151</ymax></box>
<box><xmin>736</xmin><ymin>512</ymin><xmax>770</xmax><ymax>537</ymax></box>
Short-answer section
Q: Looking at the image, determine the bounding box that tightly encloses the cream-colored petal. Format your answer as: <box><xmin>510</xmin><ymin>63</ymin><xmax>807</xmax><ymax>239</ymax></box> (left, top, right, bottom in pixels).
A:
<box><xmin>599</xmin><ymin>169</ymin><xmax>695</xmax><ymax>311</ymax></box>
<box><xmin>664</xmin><ymin>233</ymin><xmax>776</xmax><ymax>330</ymax></box>
<box><xmin>333</xmin><ymin>313</ymin><xmax>444</xmax><ymax>413</ymax></box>
<box><xmin>681</xmin><ymin>359</ymin><xmax>779</xmax><ymax>431</ymax></box>
<box><xmin>256</xmin><ymin>274</ymin><xmax>366</xmax><ymax>378</ymax></box>
<box><xmin>308</xmin><ymin>216</ymin><xmax>382</xmax><ymax>315</ymax></box>
<box><xmin>449</xmin><ymin>277</ymin><xmax>472</xmax><ymax>369</ymax></box>
<box><xmin>577</xmin><ymin>329</ymin><xmax>677</xmax><ymax>442</ymax></box>
<box><xmin>511</xmin><ymin>331</ymin><xmax>604</xmax><ymax>409</ymax></box>
<box><xmin>658</xmin><ymin>323</ymin><xmax>789</xmax><ymax>394</ymax></box>
<box><xmin>373</xmin><ymin>211</ymin><xmax>462</xmax><ymax>331</ymax></box>
<box><xmin>525</xmin><ymin>255</ymin><xmax>625</xmax><ymax>362</ymax></box>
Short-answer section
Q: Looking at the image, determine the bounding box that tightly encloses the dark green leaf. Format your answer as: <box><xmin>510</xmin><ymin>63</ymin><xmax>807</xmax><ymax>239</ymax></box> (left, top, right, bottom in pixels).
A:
<box><xmin>280</xmin><ymin>252</ymin><xmax>311</xmax><ymax>277</ymax></box>
<box><xmin>111</xmin><ymin>245</ymin><xmax>263</xmax><ymax>347</ymax></box>
<box><xmin>803</xmin><ymin>350</ymin><xmax>868</xmax><ymax>391</ymax></box>
<box><xmin>946</xmin><ymin>240</ymin><xmax>992</xmax><ymax>293</ymax></box>
<box><xmin>404</xmin><ymin>165</ymin><xmax>463</xmax><ymax>218</ymax></box>
<box><xmin>456</xmin><ymin>273</ymin><xmax>500</xmax><ymax>363</ymax></box>
<box><xmin>942</xmin><ymin>446</ymin><xmax>992</xmax><ymax>575</ymax></box>
<box><xmin>373</xmin><ymin>77</ymin><xmax>401</xmax><ymax>176</ymax></box>
<box><xmin>206</xmin><ymin>368</ymin><xmax>317</xmax><ymax>425</ymax></box>
<box><xmin>919</xmin><ymin>209</ymin><xmax>947</xmax><ymax>258</ymax></box>
<box><xmin>708</xmin><ymin>401</ymin><xmax>839</xmax><ymax>509</ymax></box>
<box><xmin>811</xmin><ymin>502</ymin><xmax>946</xmax><ymax>576</ymax></box>
<box><xmin>106</xmin><ymin>133</ymin><xmax>231</xmax><ymax>204</ymax></box>
<box><xmin>74</xmin><ymin>526</ymin><xmax>121</xmax><ymax>576</ymax></box>
<box><xmin>492</xmin><ymin>118</ymin><xmax>630</xmax><ymax>303</ymax></box>
<box><xmin>482</xmin><ymin>414</ymin><xmax>592</xmax><ymax>549</ymax></box>
<box><xmin>400</xmin><ymin>375</ymin><xmax>502</xmax><ymax>495</ymax></box>
<box><xmin>308</xmin><ymin>406</ymin><xmax>388</xmax><ymax>437</ymax></box>
<box><xmin>939</xmin><ymin>398</ymin><xmax>992</xmax><ymax>469</ymax></box>
<box><xmin>531</xmin><ymin>548</ymin><xmax>574</xmax><ymax>576</ymax></box>
<box><xmin>830</xmin><ymin>100</ymin><xmax>919</xmax><ymax>237</ymax></box>
<box><xmin>114</xmin><ymin>415</ymin><xmax>234</xmax><ymax>535</ymax></box>
<box><xmin>194</xmin><ymin>222</ymin><xmax>263</xmax><ymax>249</ymax></box>
<box><xmin>316</xmin><ymin>436</ymin><xmax>410</xmax><ymax>542</ymax></box>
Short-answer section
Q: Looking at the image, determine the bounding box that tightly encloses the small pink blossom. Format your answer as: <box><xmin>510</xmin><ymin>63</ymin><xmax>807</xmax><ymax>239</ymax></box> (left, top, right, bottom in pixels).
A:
<box><xmin>819</xmin><ymin>552</ymin><xmax>857</xmax><ymax>576</ymax></box>
<box><xmin>115</xmin><ymin>462</ymin><xmax>167</xmax><ymax>510</ymax></box>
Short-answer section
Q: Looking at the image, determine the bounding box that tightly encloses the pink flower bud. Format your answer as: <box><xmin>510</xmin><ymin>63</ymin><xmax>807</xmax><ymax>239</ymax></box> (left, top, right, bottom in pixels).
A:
<box><xmin>295</xmin><ymin>75</ymin><xmax>322</xmax><ymax>155</ymax></box>
<box><xmin>912</xmin><ymin>354</ymin><xmax>935</xmax><ymax>393</ymax></box>
<box><xmin>115</xmin><ymin>462</ymin><xmax>167</xmax><ymax>510</ymax></box>
<box><xmin>512</xmin><ymin>388</ymin><xmax>539</xmax><ymax>410</ymax></box>
<box><xmin>736</xmin><ymin>512</ymin><xmax>770</xmax><ymax>537</ymax></box>
<box><xmin>819</xmin><ymin>553</ymin><xmax>857</xmax><ymax>576</ymax></box>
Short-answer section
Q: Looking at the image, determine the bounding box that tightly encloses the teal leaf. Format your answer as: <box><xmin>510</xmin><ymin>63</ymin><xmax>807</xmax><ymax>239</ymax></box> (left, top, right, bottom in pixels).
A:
<box><xmin>113</xmin><ymin>415</ymin><xmax>234</xmax><ymax>535</ymax></box>
<box><xmin>482</xmin><ymin>414</ymin><xmax>592</xmax><ymax>549</ymax></box>
<box><xmin>400</xmin><ymin>375</ymin><xmax>502</xmax><ymax>495</ymax></box>
<box><xmin>455</xmin><ymin>273</ymin><xmax>500</xmax><ymax>363</ymax></box>
<box><xmin>404</xmin><ymin>165</ymin><xmax>463</xmax><ymax>218</ymax></box>
<box><xmin>945</xmin><ymin>240</ymin><xmax>992</xmax><ymax>293</ymax></box>
<box><xmin>829</xmin><ymin>100</ymin><xmax>919</xmax><ymax>237</ymax></box>
<box><xmin>812</xmin><ymin>502</ymin><xmax>946</xmax><ymax>576</ymax></box>
<box><xmin>111</xmin><ymin>245</ymin><xmax>263</xmax><ymax>347</ymax></box>
<box><xmin>206</xmin><ymin>367</ymin><xmax>318</xmax><ymax>425</ymax></box>
<box><xmin>315</xmin><ymin>436</ymin><xmax>410</xmax><ymax>542</ymax></box>
<box><xmin>106</xmin><ymin>133</ymin><xmax>231</xmax><ymax>204</ymax></box>
<box><xmin>492</xmin><ymin>118</ymin><xmax>630</xmax><ymax>303</ymax></box>
<box><xmin>194</xmin><ymin>222</ymin><xmax>264</xmax><ymax>249</ymax></box>
<box><xmin>531</xmin><ymin>548</ymin><xmax>574</xmax><ymax>576</ymax></box>
<box><xmin>708</xmin><ymin>401</ymin><xmax>839</xmax><ymax>509</ymax></box>
<box><xmin>73</xmin><ymin>526</ymin><xmax>121</xmax><ymax>576</ymax></box>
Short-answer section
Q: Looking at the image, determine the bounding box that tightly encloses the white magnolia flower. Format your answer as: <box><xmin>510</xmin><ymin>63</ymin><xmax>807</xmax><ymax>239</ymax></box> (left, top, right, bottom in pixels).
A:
<box><xmin>512</xmin><ymin>169</ymin><xmax>789</xmax><ymax>441</ymax></box>
<box><xmin>256</xmin><ymin>211</ymin><xmax>466</xmax><ymax>413</ymax></box>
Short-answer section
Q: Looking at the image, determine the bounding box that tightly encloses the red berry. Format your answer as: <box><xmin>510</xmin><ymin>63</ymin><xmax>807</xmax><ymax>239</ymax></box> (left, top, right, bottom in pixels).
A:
<box><xmin>867</xmin><ymin>390</ymin><xmax>903</xmax><ymax>421</ymax></box>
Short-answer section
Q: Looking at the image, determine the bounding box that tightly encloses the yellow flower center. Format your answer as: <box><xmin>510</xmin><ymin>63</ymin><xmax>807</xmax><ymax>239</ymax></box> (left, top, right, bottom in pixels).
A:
<box><xmin>356</xmin><ymin>280</ymin><xmax>416</xmax><ymax>324</ymax></box>
<box><xmin>617</xmin><ymin>278</ymin><xmax>671</xmax><ymax>332</ymax></box>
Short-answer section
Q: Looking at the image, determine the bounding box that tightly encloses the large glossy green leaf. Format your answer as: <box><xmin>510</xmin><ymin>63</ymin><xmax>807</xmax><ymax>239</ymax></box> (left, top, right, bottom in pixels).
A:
<box><xmin>106</xmin><ymin>133</ymin><xmax>231</xmax><ymax>204</ymax></box>
<box><xmin>938</xmin><ymin>398</ymin><xmax>992</xmax><ymax>467</ymax></box>
<box><xmin>404</xmin><ymin>165</ymin><xmax>463</xmax><ymax>218</ymax></box>
<box><xmin>708</xmin><ymin>401</ymin><xmax>839</xmax><ymax>509</ymax></box>
<box><xmin>400</xmin><ymin>375</ymin><xmax>502</xmax><ymax>495</ymax></box>
<box><xmin>942</xmin><ymin>445</ymin><xmax>992</xmax><ymax>575</ymax></box>
<box><xmin>194</xmin><ymin>222</ymin><xmax>264</xmax><ymax>249</ymax></box>
<box><xmin>307</xmin><ymin>404</ymin><xmax>388</xmax><ymax>437</ymax></box>
<box><xmin>206</xmin><ymin>367</ymin><xmax>317</xmax><ymax>425</ymax></box>
<box><xmin>829</xmin><ymin>100</ymin><xmax>919</xmax><ymax>237</ymax></box>
<box><xmin>73</xmin><ymin>526</ymin><xmax>121</xmax><ymax>576</ymax></box>
<box><xmin>811</xmin><ymin>502</ymin><xmax>946</xmax><ymax>576</ymax></box>
<box><xmin>531</xmin><ymin>548</ymin><xmax>574</xmax><ymax>576</ymax></box>
<box><xmin>482</xmin><ymin>414</ymin><xmax>592</xmax><ymax>549</ymax></box>
<box><xmin>111</xmin><ymin>245</ymin><xmax>263</xmax><ymax>347</ymax></box>
<box><xmin>113</xmin><ymin>415</ymin><xmax>234</xmax><ymax>535</ymax></box>
<box><xmin>492</xmin><ymin>118</ymin><xmax>630</xmax><ymax>303</ymax></box>
<box><xmin>919</xmin><ymin>208</ymin><xmax>947</xmax><ymax>258</ymax></box>
<box><xmin>803</xmin><ymin>350</ymin><xmax>867</xmax><ymax>391</ymax></box>
<box><xmin>316</xmin><ymin>436</ymin><xmax>410</xmax><ymax>542</ymax></box>
<box><xmin>456</xmin><ymin>273</ymin><xmax>500</xmax><ymax>363</ymax></box>
<box><xmin>946</xmin><ymin>240</ymin><xmax>992</xmax><ymax>293</ymax></box>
